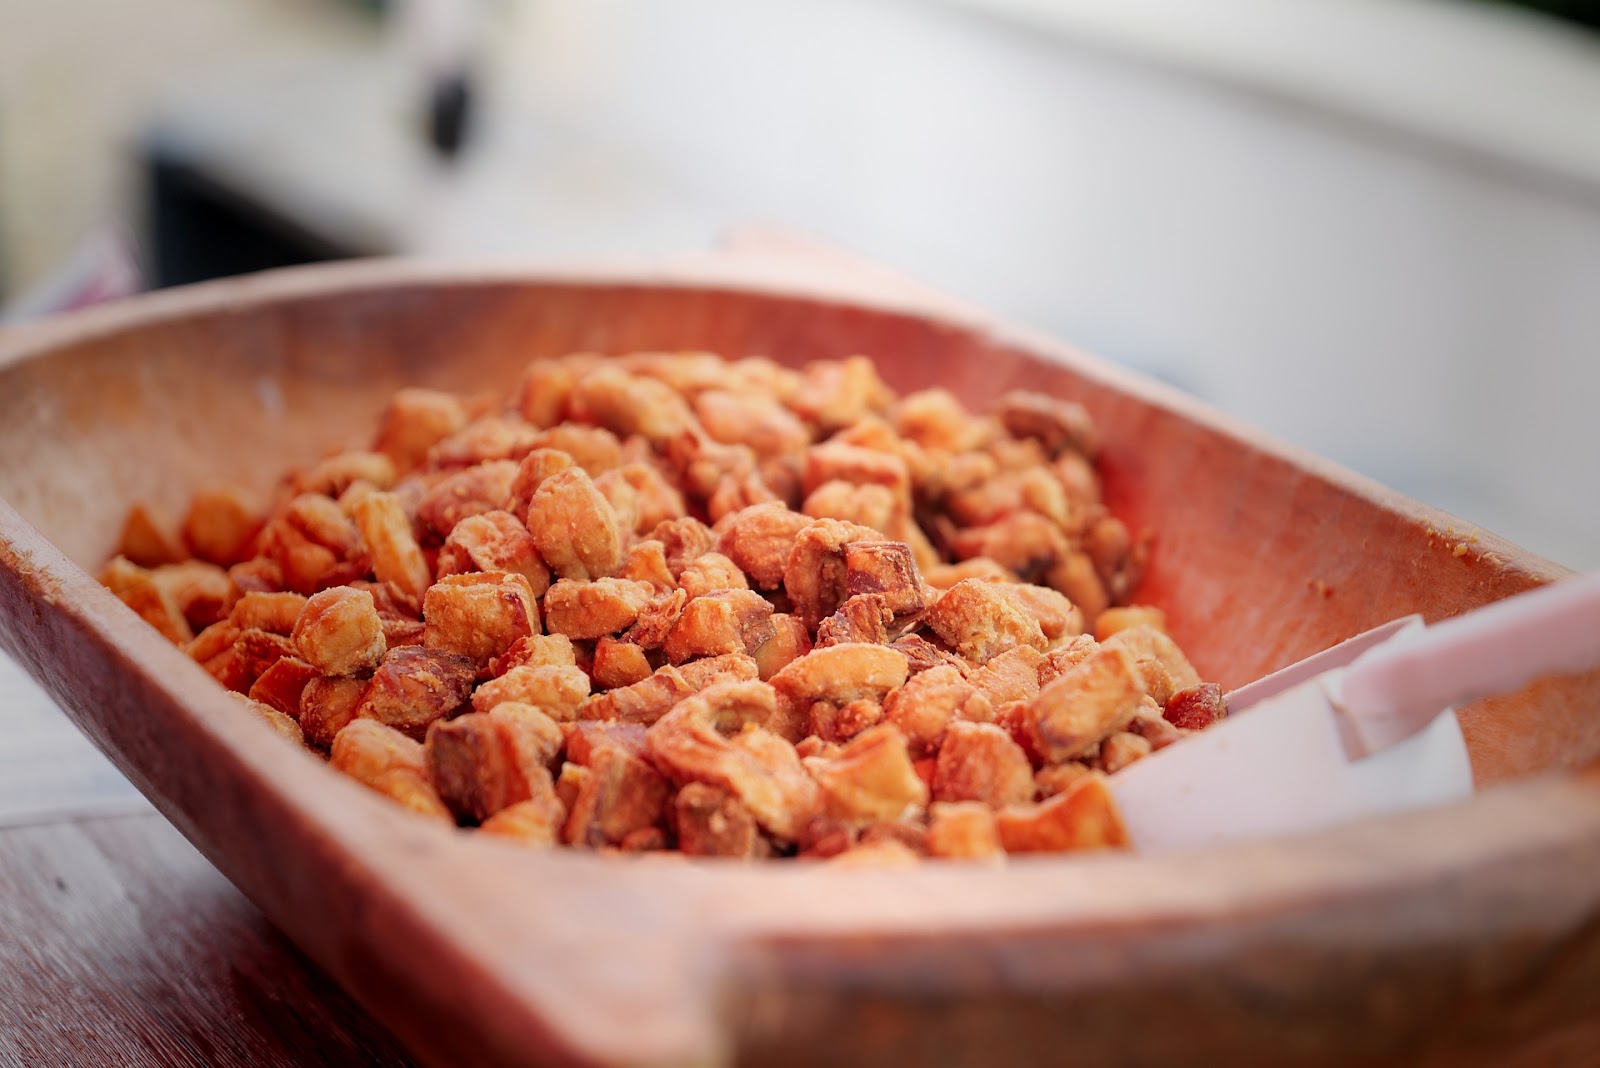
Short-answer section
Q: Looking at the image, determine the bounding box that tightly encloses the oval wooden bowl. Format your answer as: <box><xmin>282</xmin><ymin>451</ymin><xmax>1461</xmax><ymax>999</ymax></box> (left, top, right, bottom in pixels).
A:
<box><xmin>2</xmin><ymin>259</ymin><xmax>1598</xmax><ymax>1067</ymax></box>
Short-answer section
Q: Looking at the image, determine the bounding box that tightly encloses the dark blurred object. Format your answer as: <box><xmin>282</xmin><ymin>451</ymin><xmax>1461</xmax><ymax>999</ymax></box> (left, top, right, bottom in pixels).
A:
<box><xmin>1479</xmin><ymin>0</ymin><xmax>1600</xmax><ymax>30</ymax></box>
<box><xmin>426</xmin><ymin>70</ymin><xmax>474</xmax><ymax>159</ymax></box>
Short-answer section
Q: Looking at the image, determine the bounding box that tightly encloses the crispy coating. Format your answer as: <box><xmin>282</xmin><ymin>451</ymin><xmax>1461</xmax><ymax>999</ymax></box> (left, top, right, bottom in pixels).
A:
<box><xmin>543</xmin><ymin>578</ymin><xmax>656</xmax><ymax>640</ymax></box>
<box><xmin>425</xmin><ymin>705</ymin><xmax>564</xmax><ymax>822</ymax></box>
<box><xmin>416</xmin><ymin>460</ymin><xmax>519</xmax><ymax>539</ymax></box>
<box><xmin>508</xmin><ymin>448</ymin><xmax>577</xmax><ymax>518</ymax></box>
<box><xmin>924</xmin><ymin>579</ymin><xmax>1046</xmax><ymax>664</ymax></box>
<box><xmin>373</xmin><ymin>388</ymin><xmax>468</xmax><ymax>473</ymax></box>
<box><xmin>673</xmin><ymin>782</ymin><xmax>771</xmax><ymax>858</ymax></box>
<box><xmin>429</xmin><ymin>415</ymin><xmax>542</xmax><ymax>469</ymax></box>
<box><xmin>213</xmin><ymin>628</ymin><xmax>296</xmax><ymax>694</ymax></box>
<box><xmin>355</xmin><ymin>645</ymin><xmax>476</xmax><ymax>740</ymax></box>
<box><xmin>783</xmin><ymin>518</ymin><xmax>882</xmax><ymax>629</ymax></box>
<box><xmin>814</xmin><ymin>594</ymin><xmax>895</xmax><ymax>648</ymax></box>
<box><xmin>422</xmin><ymin>571</ymin><xmax>540</xmax><ymax>671</ymax></box>
<box><xmin>694</xmin><ymin>389</ymin><xmax>810</xmax><ymax>459</ymax></box>
<box><xmin>230</xmin><ymin>591</ymin><xmax>309</xmax><ymax>634</ymax></box>
<box><xmin>579</xmin><ymin>667</ymin><xmax>695</xmax><ymax>726</ymax></box>
<box><xmin>663</xmin><ymin>589</ymin><xmax>775</xmax><ymax>663</ymax></box>
<box><xmin>788</xmin><ymin>356</ymin><xmax>894</xmax><ymax>433</ymax></box>
<box><xmin>622</xmin><ymin>539</ymin><xmax>676</xmax><ymax>588</ymax></box>
<box><xmin>182</xmin><ymin>487</ymin><xmax>262</xmax><ymax>567</ymax></box>
<box><xmin>489</xmin><ymin>633</ymin><xmax>577</xmax><ymax>676</ymax></box>
<box><xmin>612</xmin><ymin>463</ymin><xmax>687</xmax><ymax>533</ymax></box>
<box><xmin>969</xmin><ymin>646</ymin><xmax>1044</xmax><ymax>708</ymax></box>
<box><xmin>646</xmin><ymin>681</ymin><xmax>819</xmax><ymax>841</ymax></box>
<box><xmin>436</xmin><ymin>511</ymin><xmax>550</xmax><ymax>596</ymax></box>
<box><xmin>230</xmin><ymin>692</ymin><xmax>306</xmax><ymax>747</ymax></box>
<box><xmin>526</xmin><ymin>467</ymin><xmax>624</xmax><ymax>581</ymax></box>
<box><xmin>515</xmin><ymin>357</ymin><xmax>589</xmax><ymax>428</ymax></box>
<box><xmin>564</xmin><ymin>721</ymin><xmax>650</xmax><ymax>765</ymax></box>
<box><xmin>994</xmin><ymin>390</ymin><xmax>1097</xmax><ymax>458</ymax></box>
<box><xmin>932</xmin><ymin>721</ymin><xmax>1035</xmax><ymax>808</ymax></box>
<box><xmin>892</xmin><ymin>388</ymin><xmax>986</xmax><ymax>452</ymax></box>
<box><xmin>678</xmin><ymin>552</ymin><xmax>748</xmax><ymax>600</ymax></box>
<box><xmin>1009</xmin><ymin>584</ymin><xmax>1085</xmax><ymax>643</ymax></box>
<box><xmin>1098</xmin><ymin>731</ymin><xmax>1153</xmax><ymax>774</ymax></box>
<box><xmin>749</xmin><ymin>614</ymin><xmax>812</xmax><ymax>681</ymax></box>
<box><xmin>1103</xmin><ymin>624</ymin><xmax>1202</xmax><ymax>707</ymax></box>
<box><xmin>100</xmin><ymin>556</ymin><xmax>193</xmax><ymax>644</ymax></box>
<box><xmin>843</xmin><ymin>541</ymin><xmax>925</xmax><ymax>617</ymax></box>
<box><xmin>479</xmin><ymin>795</ymin><xmax>567</xmax><ymax>847</ymax></box>
<box><xmin>925</xmin><ymin>801</ymin><xmax>1004</xmax><ymax>861</ymax></box>
<box><xmin>889</xmin><ymin>634</ymin><xmax>967</xmax><ymax>676</ymax></box>
<box><xmin>1094</xmin><ymin>605</ymin><xmax>1167</xmax><ymax>641</ymax></box>
<box><xmin>299</xmin><ymin>676</ymin><xmax>368</xmax><ymax>749</ymax></box>
<box><xmin>471</xmin><ymin>663</ymin><xmax>591</xmax><ymax>720</ymax></box>
<box><xmin>150</xmin><ymin>560</ymin><xmax>236</xmax><ymax>631</ymax></box>
<box><xmin>116</xmin><ymin>503</ymin><xmax>186</xmax><ymax>568</ymax></box>
<box><xmin>881</xmin><ymin>664</ymin><xmax>992</xmax><ymax>758</ymax></box>
<box><xmin>803</xmin><ymin>723</ymin><xmax>927</xmax><ymax>824</ymax></box>
<box><xmin>678</xmin><ymin>652</ymin><xmax>762</xmax><ymax>689</ymax></box>
<box><xmin>648</xmin><ymin>517</ymin><xmax>716</xmax><ymax>579</ymax></box>
<box><xmin>569</xmin><ymin>366</ymin><xmax>699</xmax><ymax>446</ymax></box>
<box><xmin>531</xmin><ymin>424</ymin><xmax>624</xmax><ymax>475</ymax></box>
<box><xmin>1025</xmin><ymin>644</ymin><xmax>1145</xmax><ymax>764</ymax></box>
<box><xmin>1048</xmin><ymin>551</ymin><xmax>1110</xmax><ymax>624</ymax></box>
<box><xmin>995</xmin><ymin>773</ymin><xmax>1128</xmax><ymax>853</ymax></box>
<box><xmin>625</xmin><ymin>587</ymin><xmax>689</xmax><ymax>650</ymax></box>
<box><xmin>1164</xmin><ymin>682</ymin><xmax>1228</xmax><ymax>730</ymax></box>
<box><xmin>947</xmin><ymin>511</ymin><xmax>1070</xmax><ymax>585</ymax></box>
<box><xmin>802</xmin><ymin>441</ymin><xmax>910</xmax><ymax>502</ymax></box>
<box><xmin>562</xmin><ymin>745</ymin><xmax>673</xmax><ymax>847</ymax></box>
<box><xmin>801</xmin><ymin>480</ymin><xmax>897</xmax><ymax>535</ymax></box>
<box><xmin>592</xmin><ymin>637</ymin><xmax>653</xmax><ymax>690</ymax></box>
<box><xmin>248</xmin><ymin>655</ymin><xmax>319</xmax><ymax>718</ymax></box>
<box><xmin>714</xmin><ymin>503</ymin><xmax>811</xmax><ymax>590</ymax></box>
<box><xmin>922</xmin><ymin>557</ymin><xmax>1016</xmax><ymax>590</ymax></box>
<box><xmin>330</xmin><ymin>719</ymin><xmax>452</xmax><ymax>821</ymax></box>
<box><xmin>292</xmin><ymin>587</ymin><xmax>386</xmax><ymax>676</ymax></box>
<box><xmin>352</xmin><ymin>492</ymin><xmax>432</xmax><ymax>610</ymax></box>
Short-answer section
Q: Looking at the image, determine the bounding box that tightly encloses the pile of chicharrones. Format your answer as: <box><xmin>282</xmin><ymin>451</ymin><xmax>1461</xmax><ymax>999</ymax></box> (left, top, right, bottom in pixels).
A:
<box><xmin>101</xmin><ymin>352</ymin><xmax>1226</xmax><ymax>863</ymax></box>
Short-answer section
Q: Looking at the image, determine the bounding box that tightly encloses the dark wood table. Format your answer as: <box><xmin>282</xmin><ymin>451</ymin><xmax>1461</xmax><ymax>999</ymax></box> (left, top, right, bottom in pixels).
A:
<box><xmin>0</xmin><ymin>652</ymin><xmax>418</xmax><ymax>1067</ymax></box>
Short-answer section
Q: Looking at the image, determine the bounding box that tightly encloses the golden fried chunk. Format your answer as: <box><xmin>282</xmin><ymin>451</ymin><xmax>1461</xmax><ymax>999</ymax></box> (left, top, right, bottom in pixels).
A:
<box><xmin>1164</xmin><ymin>682</ymin><xmax>1228</xmax><ymax>730</ymax></box>
<box><xmin>569</xmin><ymin>366</ymin><xmax>698</xmax><ymax>446</ymax></box>
<box><xmin>994</xmin><ymin>390</ymin><xmax>1097</xmax><ymax>458</ymax></box>
<box><xmin>673</xmin><ymin>782</ymin><xmax>771</xmax><ymax>858</ymax></box>
<box><xmin>515</xmin><ymin>357</ymin><xmax>591</xmax><ymax>428</ymax></box>
<box><xmin>625</xmin><ymin>587</ymin><xmax>688</xmax><ymax>650</ymax></box>
<box><xmin>256</xmin><ymin>518</ymin><xmax>347</xmax><ymax>597</ymax></box>
<box><xmin>1037</xmin><ymin>634</ymin><xmax>1099</xmax><ymax>687</ymax></box>
<box><xmin>564</xmin><ymin>720</ymin><xmax>649</xmax><ymax>765</ymax></box>
<box><xmin>621</xmin><ymin>539</ymin><xmax>675</xmax><ymax>588</ymax></box>
<box><xmin>925</xmin><ymin>801</ymin><xmax>1004</xmax><ymax>861</ymax></box>
<box><xmin>531</xmin><ymin>424</ymin><xmax>624</xmax><ymax>475</ymax></box>
<box><xmin>1025</xmin><ymin>644</ymin><xmax>1145</xmax><ymax>764</ymax></box>
<box><xmin>1098</xmin><ymin>731</ymin><xmax>1153</xmax><ymax>774</ymax></box>
<box><xmin>351</xmin><ymin>491</ymin><xmax>432</xmax><ymax>610</ymax></box>
<box><xmin>525</xmin><ymin>467</ymin><xmax>623</xmax><ymax>581</ymax></box>
<box><xmin>100</xmin><ymin>556</ymin><xmax>192</xmax><ymax>644</ymax></box>
<box><xmin>677</xmin><ymin>652</ymin><xmax>762</xmax><ymax>689</ymax></box>
<box><xmin>646</xmin><ymin>517</ymin><xmax>715</xmax><ymax>579</ymax></box>
<box><xmin>922</xmin><ymin>557</ymin><xmax>1016</xmax><ymax>590</ymax></box>
<box><xmin>562</xmin><ymin>745</ymin><xmax>673</xmax><ymax>847</ymax></box>
<box><xmin>428</xmin><ymin>415</ymin><xmax>541</xmax><ymax>469</ymax></box>
<box><xmin>933</xmin><ymin>721</ymin><xmax>1035</xmax><ymax>808</ymax></box>
<box><xmin>422</xmin><ymin>571</ymin><xmax>540</xmax><ymax>671</ymax></box>
<box><xmin>889</xmin><ymin>634</ymin><xmax>966</xmax><ymax>676</ymax></box>
<box><xmin>187</xmin><ymin>620</ymin><xmax>240</xmax><ymax>664</ymax></box>
<box><xmin>748</xmin><ymin>614</ymin><xmax>812</xmax><ymax>681</ymax></box>
<box><xmin>373</xmin><ymin>387</ymin><xmax>468</xmax><ymax>473</ymax></box>
<box><xmin>285</xmin><ymin>493</ymin><xmax>363</xmax><ymax>561</ymax></box>
<box><xmin>479</xmin><ymin>795</ymin><xmax>567</xmax><ymax>847</ymax></box>
<box><xmin>592</xmin><ymin>637</ymin><xmax>652</xmax><ymax>690</ymax></box>
<box><xmin>788</xmin><ymin>356</ymin><xmax>894</xmax><ymax>433</ymax></box>
<box><xmin>881</xmin><ymin>664</ymin><xmax>992</xmax><ymax>757</ymax></box>
<box><xmin>416</xmin><ymin>460</ymin><xmax>519</xmax><ymax>539</ymax></box>
<box><xmin>693</xmin><ymin>389</ymin><xmax>810</xmax><ymax>459</ymax></box>
<box><xmin>471</xmin><ymin>663</ymin><xmax>591</xmax><ymax>720</ymax></box>
<box><xmin>230</xmin><ymin>692</ymin><xmax>306</xmax><ymax>747</ymax></box>
<box><xmin>1095</xmin><ymin>605</ymin><xmax>1167</xmax><ymax>642</ymax></box>
<box><xmin>843</xmin><ymin>540</ymin><xmax>925</xmax><ymax>617</ymax></box>
<box><xmin>299</xmin><ymin>675</ymin><xmax>368</xmax><ymax>749</ymax></box>
<box><xmin>948</xmin><ymin>512</ymin><xmax>1070</xmax><ymax>586</ymax></box>
<box><xmin>663</xmin><ymin>589</ymin><xmax>775</xmax><ymax>663</ymax></box>
<box><xmin>995</xmin><ymin>773</ymin><xmax>1128</xmax><ymax>853</ymax></box>
<box><xmin>292</xmin><ymin>587</ymin><xmax>386</xmax><ymax>677</ymax></box>
<box><xmin>801</xmin><ymin>480</ymin><xmax>897</xmax><ymax>535</ymax></box>
<box><xmin>330</xmin><ymin>719</ymin><xmax>452</xmax><ymax>821</ymax></box>
<box><xmin>808</xmin><ymin>697</ymin><xmax>886</xmax><ymax>744</ymax></box>
<box><xmin>1102</xmin><ymin>624</ymin><xmax>1202</xmax><ymax>707</ymax></box>
<box><xmin>1034</xmin><ymin>762</ymin><xmax>1092</xmax><ymax>799</ymax></box>
<box><xmin>612</xmin><ymin>462</ymin><xmax>687</xmax><ymax>533</ymax></box>
<box><xmin>803</xmin><ymin>723</ymin><xmax>927</xmax><ymax>824</ymax></box>
<box><xmin>892</xmin><ymin>388</ymin><xmax>986</xmax><ymax>452</ymax></box>
<box><xmin>707</xmin><ymin>470</ymin><xmax>779</xmax><ymax>524</ymax></box>
<box><xmin>115</xmin><ymin>502</ymin><xmax>186</xmax><ymax>569</ymax></box>
<box><xmin>488</xmin><ymin>633</ymin><xmax>577</xmax><ymax>677</ymax></box>
<box><xmin>543</xmin><ymin>578</ymin><xmax>656</xmax><ymax>640</ymax></box>
<box><xmin>646</xmin><ymin>681</ymin><xmax>820</xmax><ymax>841</ymax></box>
<box><xmin>591</xmin><ymin>468</ymin><xmax>641</xmax><ymax>535</ymax></box>
<box><xmin>248</xmin><ymin>655</ymin><xmax>318</xmax><ymax>718</ymax></box>
<box><xmin>678</xmin><ymin>553</ymin><xmax>748</xmax><ymax>600</ymax></box>
<box><xmin>229</xmin><ymin>591</ymin><xmax>309</xmax><ymax>635</ymax></box>
<box><xmin>354</xmin><ymin>645</ymin><xmax>476</xmax><ymax>740</ymax></box>
<box><xmin>924</xmin><ymin>579</ymin><xmax>1046</xmax><ymax>665</ymax></box>
<box><xmin>783</xmin><ymin>517</ymin><xmax>882</xmax><ymax>629</ymax></box>
<box><xmin>802</xmin><ymin>441</ymin><xmax>910</xmax><ymax>502</ymax></box>
<box><xmin>508</xmin><ymin>447</ymin><xmax>576</xmax><ymax>518</ymax></box>
<box><xmin>292</xmin><ymin>450</ymin><xmax>398</xmax><ymax>499</ymax></box>
<box><xmin>769</xmin><ymin>642</ymin><xmax>909</xmax><ymax>744</ymax></box>
<box><xmin>1009</xmin><ymin>584</ymin><xmax>1085</xmax><ymax>643</ymax></box>
<box><xmin>1047</xmin><ymin>551</ymin><xmax>1110</xmax><ymax>623</ymax></box>
<box><xmin>579</xmin><ymin>667</ymin><xmax>695</xmax><ymax>725</ymax></box>
<box><xmin>425</xmin><ymin>704</ymin><xmax>564</xmax><ymax>822</ymax></box>
<box><xmin>182</xmin><ymin>487</ymin><xmax>262</xmax><ymax>567</ymax></box>
<box><xmin>210</xmin><ymin>628</ymin><xmax>296</xmax><ymax>694</ymax></box>
<box><xmin>1128</xmin><ymin>708</ymin><xmax>1184</xmax><ymax>751</ymax></box>
<box><xmin>969</xmin><ymin>646</ymin><xmax>1044</xmax><ymax>708</ymax></box>
<box><xmin>1083</xmin><ymin>514</ymin><xmax>1149</xmax><ymax>606</ymax></box>
<box><xmin>814</xmin><ymin>594</ymin><xmax>895</xmax><ymax>648</ymax></box>
<box><xmin>714</xmin><ymin>503</ymin><xmax>811</xmax><ymax>590</ymax></box>
<box><xmin>436</xmin><ymin>510</ymin><xmax>550</xmax><ymax>596</ymax></box>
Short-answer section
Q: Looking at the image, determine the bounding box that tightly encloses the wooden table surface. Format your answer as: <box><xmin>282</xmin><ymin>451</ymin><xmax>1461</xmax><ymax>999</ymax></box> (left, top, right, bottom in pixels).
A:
<box><xmin>0</xmin><ymin>651</ymin><xmax>419</xmax><ymax>1067</ymax></box>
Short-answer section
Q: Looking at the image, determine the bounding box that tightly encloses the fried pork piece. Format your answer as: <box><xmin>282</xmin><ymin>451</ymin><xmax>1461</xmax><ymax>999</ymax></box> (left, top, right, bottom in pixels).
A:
<box><xmin>526</xmin><ymin>468</ymin><xmax>624</xmax><ymax>582</ymax></box>
<box><xmin>489</xmin><ymin>633</ymin><xmax>578</xmax><ymax>676</ymax></box>
<box><xmin>592</xmin><ymin>637</ymin><xmax>652</xmax><ymax>689</ymax></box>
<box><xmin>425</xmin><ymin>704</ymin><xmax>564</xmax><ymax>822</ymax></box>
<box><xmin>422</xmin><ymin>571</ymin><xmax>540</xmax><ymax>671</ymax></box>
<box><xmin>801</xmin><ymin>480</ymin><xmax>897</xmax><ymax>535</ymax></box>
<box><xmin>479</xmin><ymin>795</ymin><xmax>567</xmax><ymax>847</ymax></box>
<box><xmin>994</xmin><ymin>390</ymin><xmax>1097</xmax><ymax>458</ymax></box>
<box><xmin>1165</xmin><ymin>682</ymin><xmax>1228</xmax><ymax>730</ymax></box>
<box><xmin>354</xmin><ymin>644</ymin><xmax>476</xmax><ymax>740</ymax></box>
<box><xmin>562</xmin><ymin>745</ymin><xmax>674</xmax><ymax>847</ymax></box>
<box><xmin>625</xmin><ymin>588</ymin><xmax>688</xmax><ymax>650</ymax></box>
<box><xmin>678</xmin><ymin>553</ymin><xmax>748</xmax><ymax>599</ymax></box>
<box><xmin>543</xmin><ymin>578</ymin><xmax>656</xmax><ymax>640</ymax></box>
<box><xmin>769</xmin><ymin>642</ymin><xmax>910</xmax><ymax>743</ymax></box>
<box><xmin>564</xmin><ymin>721</ymin><xmax>649</xmax><ymax>764</ymax></box>
<box><xmin>472</xmin><ymin>663</ymin><xmax>591</xmax><ymax>720</ymax></box>
<box><xmin>292</xmin><ymin>587</ymin><xmax>387</xmax><ymax>676</ymax></box>
<box><xmin>248</xmin><ymin>655</ymin><xmax>318</xmax><ymax>718</ymax></box>
<box><xmin>783</xmin><ymin>517</ymin><xmax>882</xmax><ymax>629</ymax></box>
<box><xmin>416</xmin><ymin>460</ymin><xmax>519</xmax><ymax>539</ymax></box>
<box><xmin>149</xmin><ymin>560</ymin><xmax>236</xmax><ymax>631</ymax></box>
<box><xmin>663</xmin><ymin>589</ymin><xmax>775</xmax><ymax>663</ymax></box>
<box><xmin>814</xmin><ymin>594</ymin><xmax>895</xmax><ymax>648</ymax></box>
<box><xmin>1097</xmin><ymin>731</ymin><xmax>1152</xmax><ymax>774</ymax></box>
<box><xmin>515</xmin><ymin>356</ymin><xmax>592</xmax><ymax>428</ymax></box>
<box><xmin>100</xmin><ymin>556</ymin><xmax>192</xmax><ymax>644</ymax></box>
<box><xmin>256</xmin><ymin>517</ymin><xmax>348</xmax><ymax>597</ymax></box>
<box><xmin>1094</xmin><ymin>605</ymin><xmax>1167</xmax><ymax>642</ymax></box>
<box><xmin>330</xmin><ymin>719</ymin><xmax>452</xmax><ymax>821</ymax></box>
<box><xmin>372</xmin><ymin>388</ymin><xmax>468</xmax><ymax>473</ymax></box>
<box><xmin>622</xmin><ymin>539</ymin><xmax>675</xmax><ymax>588</ymax></box>
<box><xmin>842</xmin><ymin>540</ymin><xmax>925</xmax><ymax>617</ymax></box>
<box><xmin>693</xmin><ymin>389</ymin><xmax>811</xmax><ymax>459</ymax></box>
<box><xmin>646</xmin><ymin>680</ymin><xmax>820</xmax><ymax>841</ymax></box>
<box><xmin>531</xmin><ymin>424</ymin><xmax>624</xmax><ymax>475</ymax></box>
<box><xmin>933</xmin><ymin>721</ymin><xmax>1035</xmax><ymax>808</ymax></box>
<box><xmin>1008</xmin><ymin>585</ymin><xmax>1084</xmax><ymax>643</ymax></box>
<box><xmin>1025</xmin><ymin>644</ymin><xmax>1145</xmax><ymax>764</ymax></box>
<box><xmin>889</xmin><ymin>634</ymin><xmax>966</xmax><ymax>676</ymax></box>
<box><xmin>714</xmin><ymin>503</ymin><xmax>811</xmax><ymax>590</ymax></box>
<box><xmin>209</xmin><ymin>628</ymin><xmax>296</xmax><ymax>694</ymax></box>
<box><xmin>673</xmin><ymin>782</ymin><xmax>771</xmax><ymax>858</ymax></box>
<box><xmin>300</xmin><ymin>676</ymin><xmax>368</xmax><ymax>749</ymax></box>
<box><xmin>969</xmin><ymin>646</ymin><xmax>1043</xmax><ymax>708</ymax></box>
<box><xmin>1083</xmin><ymin>514</ymin><xmax>1149</xmax><ymax>607</ymax></box>
<box><xmin>925</xmin><ymin>801</ymin><xmax>1004</xmax><ymax>861</ymax></box>
<box><xmin>788</xmin><ymin>356</ymin><xmax>894</xmax><ymax>433</ymax></box>
<box><xmin>284</xmin><ymin>493</ymin><xmax>363</xmax><ymax>561</ymax></box>
<box><xmin>1037</xmin><ymin>634</ymin><xmax>1099</xmax><ymax>687</ymax></box>
<box><xmin>427</xmin><ymin>415</ymin><xmax>541</xmax><ymax>470</ymax></box>
<box><xmin>351</xmin><ymin>491</ymin><xmax>432</xmax><ymax>610</ymax></box>
<box><xmin>892</xmin><ymin>388</ymin><xmax>987</xmax><ymax>453</ymax></box>
<box><xmin>1103</xmin><ymin>624</ymin><xmax>1202</xmax><ymax>707</ymax></box>
<box><xmin>436</xmin><ymin>510</ymin><xmax>550</xmax><ymax>596</ymax></box>
<box><xmin>580</xmin><ymin>666</ymin><xmax>695</xmax><ymax>725</ymax></box>
<box><xmin>947</xmin><ymin>512</ymin><xmax>1070</xmax><ymax>587</ymax></box>
<box><xmin>995</xmin><ymin>772</ymin><xmax>1128</xmax><ymax>853</ymax></box>
<box><xmin>181</xmin><ymin>487</ymin><xmax>262</xmax><ymax>568</ymax></box>
<box><xmin>508</xmin><ymin>448</ymin><xmax>576</xmax><ymax>518</ymax></box>
<box><xmin>116</xmin><ymin>503</ymin><xmax>186</xmax><ymax>568</ymax></box>
<box><xmin>921</xmin><ymin>557</ymin><xmax>1016</xmax><ymax>590</ymax></box>
<box><xmin>230</xmin><ymin>692</ymin><xmax>305</xmax><ymax>746</ymax></box>
<box><xmin>802</xmin><ymin>441</ymin><xmax>911</xmax><ymax>502</ymax></box>
<box><xmin>803</xmin><ymin>723</ymin><xmax>927</xmax><ymax>824</ymax></box>
<box><xmin>882</xmin><ymin>664</ymin><xmax>992</xmax><ymax>757</ymax></box>
<box><xmin>924</xmin><ymin>579</ymin><xmax>1047</xmax><ymax>665</ymax></box>
<box><xmin>569</xmin><ymin>366</ymin><xmax>698</xmax><ymax>446</ymax></box>
<box><xmin>749</xmin><ymin>614</ymin><xmax>812</xmax><ymax>681</ymax></box>
<box><xmin>644</xmin><ymin>517</ymin><xmax>713</xmax><ymax>579</ymax></box>
<box><xmin>291</xmin><ymin>450</ymin><xmax>398</xmax><ymax>499</ymax></box>
<box><xmin>230</xmin><ymin>591</ymin><xmax>309</xmax><ymax>634</ymax></box>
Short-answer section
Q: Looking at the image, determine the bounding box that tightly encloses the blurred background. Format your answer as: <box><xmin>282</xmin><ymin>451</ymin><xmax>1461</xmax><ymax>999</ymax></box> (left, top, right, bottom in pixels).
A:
<box><xmin>2</xmin><ymin>0</ymin><xmax>1597</xmax><ymax>568</ymax></box>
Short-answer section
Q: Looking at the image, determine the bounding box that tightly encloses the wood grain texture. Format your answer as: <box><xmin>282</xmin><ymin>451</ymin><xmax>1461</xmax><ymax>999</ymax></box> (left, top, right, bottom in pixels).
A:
<box><xmin>1</xmin><ymin>257</ymin><xmax>1598</xmax><ymax>1067</ymax></box>
<box><xmin>0</xmin><ymin>813</ymin><xmax>416</xmax><ymax>1068</ymax></box>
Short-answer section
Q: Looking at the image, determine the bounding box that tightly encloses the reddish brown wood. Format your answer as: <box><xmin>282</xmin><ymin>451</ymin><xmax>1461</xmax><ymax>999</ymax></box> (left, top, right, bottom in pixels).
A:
<box><xmin>1</xmin><ymin>258</ymin><xmax>1598</xmax><ymax>1067</ymax></box>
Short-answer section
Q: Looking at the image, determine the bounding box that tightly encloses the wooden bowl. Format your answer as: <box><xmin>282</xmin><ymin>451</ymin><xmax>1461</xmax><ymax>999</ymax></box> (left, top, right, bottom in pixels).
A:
<box><xmin>2</xmin><ymin>259</ymin><xmax>1598</xmax><ymax>1067</ymax></box>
